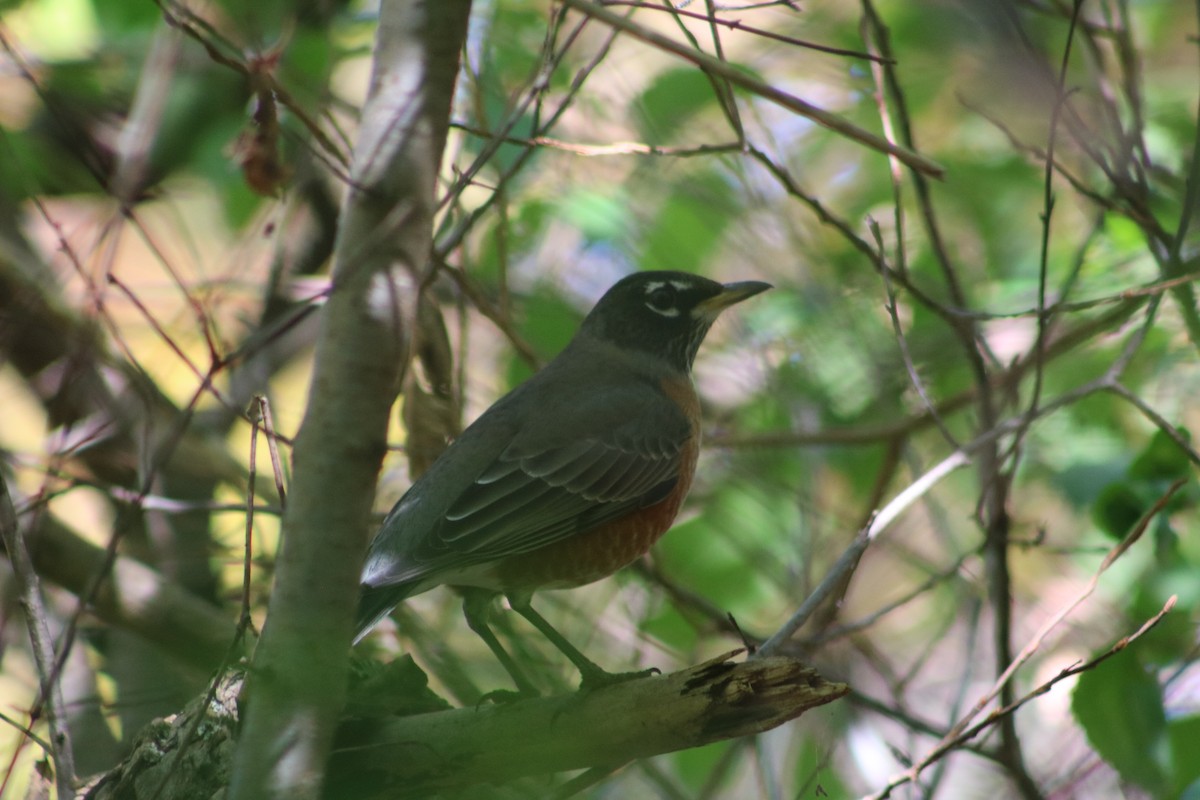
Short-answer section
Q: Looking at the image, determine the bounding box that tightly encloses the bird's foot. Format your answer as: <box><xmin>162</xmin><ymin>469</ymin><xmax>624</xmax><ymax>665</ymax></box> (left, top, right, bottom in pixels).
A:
<box><xmin>578</xmin><ymin>665</ymin><xmax>660</xmax><ymax>692</ymax></box>
<box><xmin>476</xmin><ymin>686</ymin><xmax>539</xmax><ymax>706</ymax></box>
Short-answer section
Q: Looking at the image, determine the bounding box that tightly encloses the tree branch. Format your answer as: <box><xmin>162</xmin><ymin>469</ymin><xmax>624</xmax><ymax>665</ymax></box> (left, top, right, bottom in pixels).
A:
<box><xmin>329</xmin><ymin>653</ymin><xmax>846</xmax><ymax>797</ymax></box>
<box><xmin>26</xmin><ymin>512</ymin><xmax>234</xmax><ymax>675</ymax></box>
<box><xmin>227</xmin><ymin>3</ymin><xmax>473</xmax><ymax>798</ymax></box>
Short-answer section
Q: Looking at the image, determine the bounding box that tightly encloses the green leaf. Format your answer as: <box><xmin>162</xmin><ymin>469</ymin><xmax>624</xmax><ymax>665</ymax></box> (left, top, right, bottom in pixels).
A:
<box><xmin>672</xmin><ymin>740</ymin><xmax>734</xmax><ymax>792</ymax></box>
<box><xmin>640</xmin><ymin>602</ymin><xmax>699</xmax><ymax>655</ymax></box>
<box><xmin>1129</xmin><ymin>427</ymin><xmax>1193</xmax><ymax>481</ymax></box>
<box><xmin>1054</xmin><ymin>460</ymin><xmax>1129</xmax><ymax>510</ymax></box>
<box><xmin>91</xmin><ymin>0</ymin><xmax>157</xmax><ymax>37</ymax></box>
<box><xmin>793</xmin><ymin>737</ymin><xmax>850</xmax><ymax>799</ymax></box>
<box><xmin>559</xmin><ymin>188</ymin><xmax>630</xmax><ymax>242</ymax></box>
<box><xmin>473</xmin><ymin>199</ymin><xmax>552</xmax><ymax>282</ymax></box>
<box><xmin>1169</xmin><ymin>715</ymin><xmax>1200</xmax><ymax>799</ymax></box>
<box><xmin>1072</xmin><ymin>648</ymin><xmax>1169</xmax><ymax>793</ymax></box>
<box><xmin>639</xmin><ymin>171</ymin><xmax>736</xmax><ymax>270</ymax></box>
<box><xmin>504</xmin><ymin>288</ymin><xmax>581</xmax><ymax>387</ymax></box>
<box><xmin>655</xmin><ymin>516</ymin><xmax>754</xmax><ymax>611</ymax></box>
<box><xmin>634</xmin><ymin>68</ymin><xmax>718</xmax><ymax>143</ymax></box>
<box><xmin>1092</xmin><ymin>481</ymin><xmax>1148</xmax><ymax>539</ymax></box>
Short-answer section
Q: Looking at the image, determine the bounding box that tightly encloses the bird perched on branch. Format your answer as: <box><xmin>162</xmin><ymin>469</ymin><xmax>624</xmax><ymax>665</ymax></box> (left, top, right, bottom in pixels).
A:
<box><xmin>356</xmin><ymin>270</ymin><xmax>771</xmax><ymax>692</ymax></box>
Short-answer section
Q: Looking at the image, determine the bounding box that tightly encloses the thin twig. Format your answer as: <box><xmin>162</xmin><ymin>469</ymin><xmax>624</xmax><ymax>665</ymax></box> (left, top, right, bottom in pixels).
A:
<box><xmin>601</xmin><ymin>1</ymin><xmax>892</xmax><ymax>61</ymax></box>
<box><xmin>559</xmin><ymin>0</ymin><xmax>945</xmax><ymax>177</ymax></box>
<box><xmin>1107</xmin><ymin>384</ymin><xmax>1200</xmax><ymax>468</ymax></box>
<box><xmin>755</xmin><ymin>451</ymin><xmax>971</xmax><ymax>657</ymax></box>
<box><xmin>867</xmin><ymin>594</ymin><xmax>1179</xmax><ymax>799</ymax></box>
<box><xmin>1019</xmin><ymin>0</ymin><xmax>1086</xmax><ymax>459</ymax></box>
<box><xmin>448</xmin><ymin>124</ymin><xmax>744</xmax><ymax>157</ymax></box>
<box><xmin>0</xmin><ymin>474</ymin><xmax>76</xmax><ymax>797</ymax></box>
<box><xmin>870</xmin><ymin>480</ymin><xmax>1184</xmax><ymax>798</ymax></box>
<box><xmin>801</xmin><ymin>548</ymin><xmax>977</xmax><ymax>646</ymax></box>
<box><xmin>871</xmin><ymin>220</ymin><xmax>960</xmax><ymax>449</ymax></box>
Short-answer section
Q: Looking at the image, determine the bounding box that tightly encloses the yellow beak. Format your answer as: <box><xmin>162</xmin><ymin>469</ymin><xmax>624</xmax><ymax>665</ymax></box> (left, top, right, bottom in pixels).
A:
<box><xmin>692</xmin><ymin>280</ymin><xmax>773</xmax><ymax>321</ymax></box>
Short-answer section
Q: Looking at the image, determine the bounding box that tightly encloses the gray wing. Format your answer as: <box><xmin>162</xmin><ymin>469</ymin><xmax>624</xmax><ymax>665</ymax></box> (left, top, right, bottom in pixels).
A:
<box><xmin>431</xmin><ymin>430</ymin><xmax>684</xmax><ymax>560</ymax></box>
<box><xmin>362</xmin><ymin>378</ymin><xmax>692</xmax><ymax>589</ymax></box>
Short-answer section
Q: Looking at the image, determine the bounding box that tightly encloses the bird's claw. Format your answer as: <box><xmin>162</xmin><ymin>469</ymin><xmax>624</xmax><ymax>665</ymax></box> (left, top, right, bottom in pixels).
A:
<box><xmin>476</xmin><ymin>687</ymin><xmax>538</xmax><ymax>707</ymax></box>
<box><xmin>578</xmin><ymin>665</ymin><xmax>660</xmax><ymax>692</ymax></box>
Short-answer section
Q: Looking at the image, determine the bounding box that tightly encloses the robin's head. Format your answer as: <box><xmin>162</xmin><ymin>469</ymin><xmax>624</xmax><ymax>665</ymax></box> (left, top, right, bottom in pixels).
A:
<box><xmin>577</xmin><ymin>271</ymin><xmax>771</xmax><ymax>372</ymax></box>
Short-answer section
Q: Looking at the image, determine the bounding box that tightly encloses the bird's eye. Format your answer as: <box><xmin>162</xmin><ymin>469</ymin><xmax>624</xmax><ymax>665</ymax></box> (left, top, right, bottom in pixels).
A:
<box><xmin>647</xmin><ymin>286</ymin><xmax>676</xmax><ymax>312</ymax></box>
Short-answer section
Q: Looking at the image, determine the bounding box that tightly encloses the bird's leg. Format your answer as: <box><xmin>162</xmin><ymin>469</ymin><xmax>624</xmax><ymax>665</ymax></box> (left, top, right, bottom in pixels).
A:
<box><xmin>507</xmin><ymin>594</ymin><xmax>658</xmax><ymax>691</ymax></box>
<box><xmin>461</xmin><ymin>588</ymin><xmax>539</xmax><ymax>697</ymax></box>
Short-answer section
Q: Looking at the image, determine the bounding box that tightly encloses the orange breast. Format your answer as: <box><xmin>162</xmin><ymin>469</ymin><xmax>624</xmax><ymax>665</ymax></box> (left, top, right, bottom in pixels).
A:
<box><xmin>492</xmin><ymin>375</ymin><xmax>701</xmax><ymax>592</ymax></box>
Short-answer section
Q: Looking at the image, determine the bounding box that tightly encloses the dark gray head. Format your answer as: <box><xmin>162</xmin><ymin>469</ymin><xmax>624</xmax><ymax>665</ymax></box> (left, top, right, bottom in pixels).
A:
<box><xmin>577</xmin><ymin>271</ymin><xmax>771</xmax><ymax>373</ymax></box>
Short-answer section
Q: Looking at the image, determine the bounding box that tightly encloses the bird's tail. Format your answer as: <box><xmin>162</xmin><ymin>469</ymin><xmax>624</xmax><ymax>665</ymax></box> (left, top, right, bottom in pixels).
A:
<box><xmin>353</xmin><ymin>582</ymin><xmax>413</xmax><ymax>645</ymax></box>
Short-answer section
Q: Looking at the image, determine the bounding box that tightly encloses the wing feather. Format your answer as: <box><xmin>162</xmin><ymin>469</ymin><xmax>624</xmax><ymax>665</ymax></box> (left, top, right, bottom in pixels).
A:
<box><xmin>431</xmin><ymin>435</ymin><xmax>683</xmax><ymax>561</ymax></box>
<box><xmin>443</xmin><ymin>480</ymin><xmax>557</xmax><ymax>535</ymax></box>
<box><xmin>362</xmin><ymin>368</ymin><xmax>696</xmax><ymax>597</ymax></box>
<box><xmin>519</xmin><ymin>441</ymin><xmax>596</xmax><ymax>478</ymax></box>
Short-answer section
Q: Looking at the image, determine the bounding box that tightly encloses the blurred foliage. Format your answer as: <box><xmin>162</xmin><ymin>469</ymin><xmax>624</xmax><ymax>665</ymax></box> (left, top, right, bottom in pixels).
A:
<box><xmin>1072</xmin><ymin>646</ymin><xmax>1172</xmax><ymax>795</ymax></box>
<box><xmin>1</xmin><ymin>0</ymin><xmax>1199</xmax><ymax>797</ymax></box>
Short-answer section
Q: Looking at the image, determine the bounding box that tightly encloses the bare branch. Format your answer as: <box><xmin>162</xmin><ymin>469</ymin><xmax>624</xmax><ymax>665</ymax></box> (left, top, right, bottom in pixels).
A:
<box><xmin>329</xmin><ymin>653</ymin><xmax>847</xmax><ymax>795</ymax></box>
<box><xmin>558</xmin><ymin>0</ymin><xmax>945</xmax><ymax>177</ymax></box>
<box><xmin>227</xmin><ymin>4</ymin><xmax>473</xmax><ymax>798</ymax></box>
<box><xmin>0</xmin><ymin>473</ymin><xmax>76</xmax><ymax>795</ymax></box>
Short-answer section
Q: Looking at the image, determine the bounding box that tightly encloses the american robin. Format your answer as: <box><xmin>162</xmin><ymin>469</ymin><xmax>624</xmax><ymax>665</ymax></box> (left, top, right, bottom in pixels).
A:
<box><xmin>355</xmin><ymin>270</ymin><xmax>770</xmax><ymax>692</ymax></box>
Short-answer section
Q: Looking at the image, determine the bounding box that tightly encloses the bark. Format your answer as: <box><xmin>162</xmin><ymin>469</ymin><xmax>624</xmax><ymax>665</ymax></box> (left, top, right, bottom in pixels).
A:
<box><xmin>79</xmin><ymin>673</ymin><xmax>242</xmax><ymax>800</ymax></box>
<box><xmin>76</xmin><ymin>653</ymin><xmax>846</xmax><ymax>799</ymax></box>
<box><xmin>226</xmin><ymin>2</ymin><xmax>473</xmax><ymax>798</ymax></box>
<box><xmin>328</xmin><ymin>652</ymin><xmax>847</xmax><ymax>798</ymax></box>
<box><xmin>25</xmin><ymin>513</ymin><xmax>235</xmax><ymax>675</ymax></box>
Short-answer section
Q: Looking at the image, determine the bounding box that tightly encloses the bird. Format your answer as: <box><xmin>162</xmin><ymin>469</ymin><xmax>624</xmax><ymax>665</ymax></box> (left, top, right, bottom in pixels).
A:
<box><xmin>355</xmin><ymin>270</ymin><xmax>771</xmax><ymax>693</ymax></box>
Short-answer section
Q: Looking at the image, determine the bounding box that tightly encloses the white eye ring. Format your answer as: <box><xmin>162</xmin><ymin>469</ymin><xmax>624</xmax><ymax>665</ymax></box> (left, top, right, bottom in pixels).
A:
<box><xmin>645</xmin><ymin>286</ymin><xmax>678</xmax><ymax>316</ymax></box>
